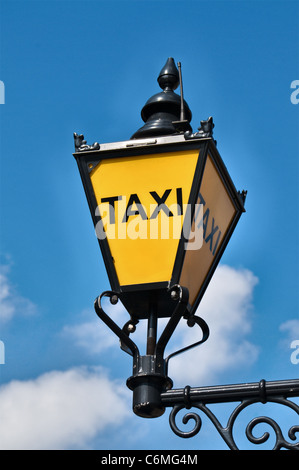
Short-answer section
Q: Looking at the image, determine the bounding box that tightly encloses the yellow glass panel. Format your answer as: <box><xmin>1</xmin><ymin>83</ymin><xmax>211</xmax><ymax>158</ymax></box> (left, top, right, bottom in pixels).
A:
<box><xmin>90</xmin><ymin>149</ymin><xmax>200</xmax><ymax>286</ymax></box>
<box><xmin>180</xmin><ymin>154</ymin><xmax>237</xmax><ymax>306</ymax></box>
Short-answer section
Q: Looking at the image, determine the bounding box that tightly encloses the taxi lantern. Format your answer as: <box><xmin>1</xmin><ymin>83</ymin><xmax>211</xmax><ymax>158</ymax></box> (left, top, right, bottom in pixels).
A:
<box><xmin>73</xmin><ymin>58</ymin><xmax>246</xmax><ymax>418</ymax></box>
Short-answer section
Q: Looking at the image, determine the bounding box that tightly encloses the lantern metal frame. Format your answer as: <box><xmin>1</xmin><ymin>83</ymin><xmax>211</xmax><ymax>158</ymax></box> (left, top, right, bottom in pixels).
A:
<box><xmin>74</xmin><ymin>135</ymin><xmax>245</xmax><ymax>321</ymax></box>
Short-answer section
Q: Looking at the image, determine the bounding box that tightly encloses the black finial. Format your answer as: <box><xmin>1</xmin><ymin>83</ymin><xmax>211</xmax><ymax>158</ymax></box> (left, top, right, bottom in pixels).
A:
<box><xmin>131</xmin><ymin>58</ymin><xmax>192</xmax><ymax>139</ymax></box>
<box><xmin>157</xmin><ymin>57</ymin><xmax>179</xmax><ymax>91</ymax></box>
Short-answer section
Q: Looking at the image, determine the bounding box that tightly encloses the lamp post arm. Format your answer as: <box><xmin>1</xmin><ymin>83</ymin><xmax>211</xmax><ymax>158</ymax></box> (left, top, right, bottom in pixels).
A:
<box><xmin>161</xmin><ymin>378</ymin><xmax>299</xmax><ymax>406</ymax></box>
<box><xmin>160</xmin><ymin>378</ymin><xmax>299</xmax><ymax>450</ymax></box>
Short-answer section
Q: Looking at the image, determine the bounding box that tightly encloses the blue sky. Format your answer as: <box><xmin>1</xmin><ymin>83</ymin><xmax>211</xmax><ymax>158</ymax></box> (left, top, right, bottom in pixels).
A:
<box><xmin>0</xmin><ymin>0</ymin><xmax>298</xmax><ymax>450</ymax></box>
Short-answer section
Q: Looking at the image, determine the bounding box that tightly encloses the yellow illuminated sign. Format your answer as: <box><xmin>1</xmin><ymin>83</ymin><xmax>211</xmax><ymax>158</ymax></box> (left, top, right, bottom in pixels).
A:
<box><xmin>90</xmin><ymin>149</ymin><xmax>200</xmax><ymax>286</ymax></box>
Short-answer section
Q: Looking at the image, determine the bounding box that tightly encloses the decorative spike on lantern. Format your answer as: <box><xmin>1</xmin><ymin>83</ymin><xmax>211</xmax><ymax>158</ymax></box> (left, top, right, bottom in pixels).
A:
<box><xmin>131</xmin><ymin>58</ymin><xmax>192</xmax><ymax>139</ymax></box>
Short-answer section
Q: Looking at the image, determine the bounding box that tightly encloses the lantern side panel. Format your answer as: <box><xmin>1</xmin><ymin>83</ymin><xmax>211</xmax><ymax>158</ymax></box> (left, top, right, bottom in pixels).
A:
<box><xmin>179</xmin><ymin>153</ymin><xmax>237</xmax><ymax>307</ymax></box>
<box><xmin>90</xmin><ymin>149</ymin><xmax>200</xmax><ymax>287</ymax></box>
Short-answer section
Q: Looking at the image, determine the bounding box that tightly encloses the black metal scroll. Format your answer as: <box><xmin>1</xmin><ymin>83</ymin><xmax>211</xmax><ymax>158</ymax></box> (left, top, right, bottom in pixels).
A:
<box><xmin>161</xmin><ymin>379</ymin><xmax>299</xmax><ymax>450</ymax></box>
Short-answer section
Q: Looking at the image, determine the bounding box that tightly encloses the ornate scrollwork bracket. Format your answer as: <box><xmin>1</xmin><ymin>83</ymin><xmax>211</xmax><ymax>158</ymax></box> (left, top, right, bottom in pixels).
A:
<box><xmin>93</xmin><ymin>287</ymin><xmax>209</xmax><ymax>367</ymax></box>
<box><xmin>93</xmin><ymin>287</ymin><xmax>210</xmax><ymax>418</ymax></box>
<box><xmin>161</xmin><ymin>379</ymin><xmax>299</xmax><ymax>450</ymax></box>
<box><xmin>93</xmin><ymin>290</ymin><xmax>298</xmax><ymax>449</ymax></box>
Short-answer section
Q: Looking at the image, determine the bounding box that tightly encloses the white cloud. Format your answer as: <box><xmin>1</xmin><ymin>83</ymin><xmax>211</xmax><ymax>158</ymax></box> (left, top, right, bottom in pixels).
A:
<box><xmin>0</xmin><ymin>265</ymin><xmax>36</xmax><ymax>323</ymax></box>
<box><xmin>165</xmin><ymin>265</ymin><xmax>259</xmax><ymax>385</ymax></box>
<box><xmin>62</xmin><ymin>302</ymin><xmax>129</xmax><ymax>355</ymax></box>
<box><xmin>280</xmin><ymin>319</ymin><xmax>299</xmax><ymax>339</ymax></box>
<box><xmin>0</xmin><ymin>367</ymin><xmax>130</xmax><ymax>450</ymax></box>
<box><xmin>279</xmin><ymin>319</ymin><xmax>299</xmax><ymax>352</ymax></box>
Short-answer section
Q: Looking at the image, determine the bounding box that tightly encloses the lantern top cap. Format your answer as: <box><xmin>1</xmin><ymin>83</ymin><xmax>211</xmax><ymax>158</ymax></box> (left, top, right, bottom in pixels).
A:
<box><xmin>131</xmin><ymin>57</ymin><xmax>192</xmax><ymax>139</ymax></box>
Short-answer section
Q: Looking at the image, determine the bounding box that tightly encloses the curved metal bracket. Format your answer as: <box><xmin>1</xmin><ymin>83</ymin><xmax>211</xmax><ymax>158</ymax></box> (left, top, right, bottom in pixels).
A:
<box><xmin>165</xmin><ymin>314</ymin><xmax>209</xmax><ymax>369</ymax></box>
<box><xmin>94</xmin><ymin>287</ymin><xmax>210</xmax><ymax>419</ymax></box>
<box><xmin>155</xmin><ymin>285</ymin><xmax>190</xmax><ymax>361</ymax></box>
<box><xmin>94</xmin><ymin>291</ymin><xmax>139</xmax><ymax>359</ymax></box>
<box><xmin>94</xmin><ymin>286</ymin><xmax>209</xmax><ymax>365</ymax></box>
<box><xmin>168</xmin><ymin>395</ymin><xmax>299</xmax><ymax>450</ymax></box>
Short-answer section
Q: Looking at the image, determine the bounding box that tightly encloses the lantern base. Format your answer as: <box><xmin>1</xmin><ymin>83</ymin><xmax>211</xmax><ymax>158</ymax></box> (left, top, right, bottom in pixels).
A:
<box><xmin>120</xmin><ymin>284</ymin><xmax>186</xmax><ymax>320</ymax></box>
<box><xmin>126</xmin><ymin>355</ymin><xmax>173</xmax><ymax>418</ymax></box>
